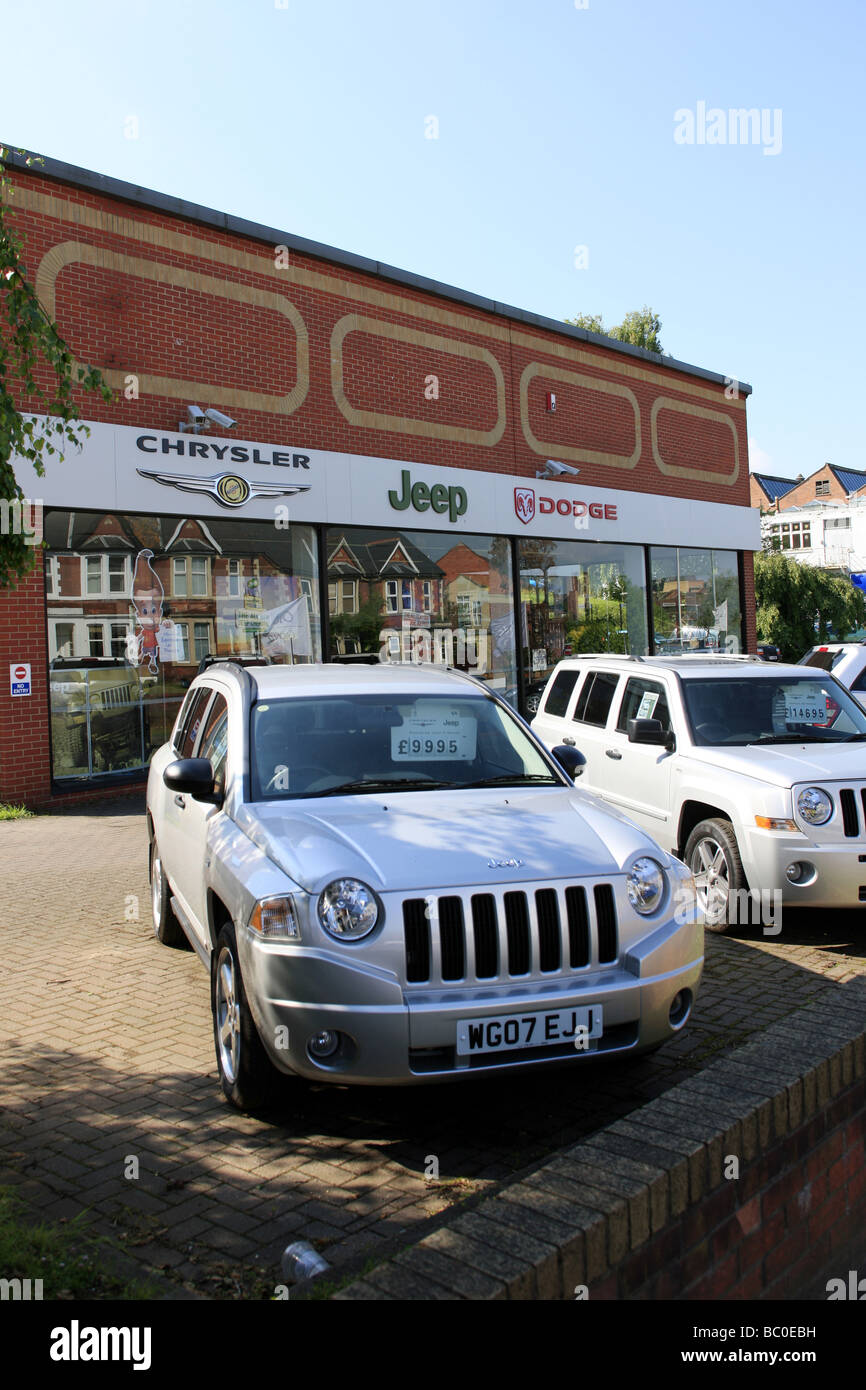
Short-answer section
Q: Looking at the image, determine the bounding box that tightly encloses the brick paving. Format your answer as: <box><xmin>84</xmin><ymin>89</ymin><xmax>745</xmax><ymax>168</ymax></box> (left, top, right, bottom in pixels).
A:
<box><xmin>1</xmin><ymin>796</ymin><xmax>864</xmax><ymax>1297</ymax></box>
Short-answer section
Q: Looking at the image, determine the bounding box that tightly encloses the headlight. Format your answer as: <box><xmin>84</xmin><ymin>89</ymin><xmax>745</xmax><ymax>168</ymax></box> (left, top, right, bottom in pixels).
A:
<box><xmin>318</xmin><ymin>879</ymin><xmax>379</xmax><ymax>940</ymax></box>
<box><xmin>797</xmin><ymin>787</ymin><xmax>833</xmax><ymax>825</ymax></box>
<box><xmin>627</xmin><ymin>857</ymin><xmax>665</xmax><ymax>915</ymax></box>
<box><xmin>248</xmin><ymin>896</ymin><xmax>300</xmax><ymax>940</ymax></box>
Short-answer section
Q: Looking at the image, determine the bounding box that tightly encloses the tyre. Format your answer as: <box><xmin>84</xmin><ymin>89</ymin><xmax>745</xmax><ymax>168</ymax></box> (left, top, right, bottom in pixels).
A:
<box><xmin>211</xmin><ymin>921</ymin><xmax>283</xmax><ymax>1112</ymax></box>
<box><xmin>150</xmin><ymin>836</ymin><xmax>187</xmax><ymax>948</ymax></box>
<box><xmin>684</xmin><ymin>817</ymin><xmax>747</xmax><ymax>934</ymax></box>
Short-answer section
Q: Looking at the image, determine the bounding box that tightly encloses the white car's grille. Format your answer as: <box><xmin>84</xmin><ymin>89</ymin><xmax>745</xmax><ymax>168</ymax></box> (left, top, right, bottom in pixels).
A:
<box><xmin>838</xmin><ymin>787</ymin><xmax>866</xmax><ymax>837</ymax></box>
<box><xmin>402</xmin><ymin>883</ymin><xmax>618</xmax><ymax>986</ymax></box>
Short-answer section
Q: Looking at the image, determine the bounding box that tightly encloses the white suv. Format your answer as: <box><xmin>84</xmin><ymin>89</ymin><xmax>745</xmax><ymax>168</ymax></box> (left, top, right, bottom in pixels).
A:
<box><xmin>531</xmin><ymin>654</ymin><xmax>866</xmax><ymax>927</ymax></box>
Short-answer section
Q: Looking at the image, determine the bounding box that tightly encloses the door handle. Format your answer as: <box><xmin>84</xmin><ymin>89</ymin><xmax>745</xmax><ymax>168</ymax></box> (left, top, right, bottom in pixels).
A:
<box><xmin>174</xmin><ymin>794</ymin><xmax>186</xmax><ymax>808</ymax></box>
<box><xmin>605</xmin><ymin>749</ymin><xmax>622</xmax><ymax>760</ymax></box>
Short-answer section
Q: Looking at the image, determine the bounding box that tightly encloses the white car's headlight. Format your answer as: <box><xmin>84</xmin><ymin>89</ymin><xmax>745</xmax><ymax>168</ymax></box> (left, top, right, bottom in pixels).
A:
<box><xmin>627</xmin><ymin>857</ymin><xmax>666</xmax><ymax>915</ymax></box>
<box><xmin>797</xmin><ymin>787</ymin><xmax>833</xmax><ymax>825</ymax></box>
<box><xmin>318</xmin><ymin>879</ymin><xmax>379</xmax><ymax>940</ymax></box>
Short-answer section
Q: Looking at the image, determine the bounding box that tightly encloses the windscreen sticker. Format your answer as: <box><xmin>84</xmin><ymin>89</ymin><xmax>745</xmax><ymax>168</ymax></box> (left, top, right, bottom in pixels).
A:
<box><xmin>780</xmin><ymin>686</ymin><xmax>830</xmax><ymax>724</ymax></box>
<box><xmin>391</xmin><ymin>709</ymin><xmax>477</xmax><ymax>761</ymax></box>
<box><xmin>636</xmin><ymin>691</ymin><xmax>660</xmax><ymax>720</ymax></box>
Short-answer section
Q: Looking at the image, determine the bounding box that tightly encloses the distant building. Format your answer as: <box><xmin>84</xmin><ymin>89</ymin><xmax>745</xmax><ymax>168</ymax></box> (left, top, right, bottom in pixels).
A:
<box><xmin>761</xmin><ymin>495</ymin><xmax>866</xmax><ymax>576</ymax></box>
<box><xmin>750</xmin><ymin>472</ymin><xmax>800</xmax><ymax>511</ymax></box>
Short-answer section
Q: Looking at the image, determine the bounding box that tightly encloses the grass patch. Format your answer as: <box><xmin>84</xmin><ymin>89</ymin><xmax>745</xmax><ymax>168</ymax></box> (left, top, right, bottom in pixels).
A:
<box><xmin>0</xmin><ymin>1187</ymin><xmax>159</xmax><ymax>1299</ymax></box>
<box><xmin>0</xmin><ymin>803</ymin><xmax>34</xmax><ymax>820</ymax></box>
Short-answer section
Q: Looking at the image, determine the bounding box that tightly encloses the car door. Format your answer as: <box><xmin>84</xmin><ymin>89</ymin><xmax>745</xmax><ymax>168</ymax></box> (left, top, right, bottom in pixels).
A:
<box><xmin>158</xmin><ymin>683</ymin><xmax>213</xmax><ymax>904</ymax></box>
<box><xmin>165</xmin><ymin>687</ymin><xmax>230</xmax><ymax>947</ymax></box>
<box><xmin>593</xmin><ymin>675</ymin><xmax>675</xmax><ymax>838</ymax></box>
<box><xmin>562</xmin><ymin>668</ymin><xmax>623</xmax><ymax>795</ymax></box>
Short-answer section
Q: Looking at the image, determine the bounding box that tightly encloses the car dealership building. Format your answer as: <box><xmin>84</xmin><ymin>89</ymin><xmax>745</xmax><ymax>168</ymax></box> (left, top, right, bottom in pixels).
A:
<box><xmin>0</xmin><ymin>152</ymin><xmax>760</xmax><ymax>807</ymax></box>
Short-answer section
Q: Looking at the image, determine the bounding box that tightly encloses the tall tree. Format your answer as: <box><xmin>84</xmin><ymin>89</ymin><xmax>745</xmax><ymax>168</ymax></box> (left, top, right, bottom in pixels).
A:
<box><xmin>0</xmin><ymin>147</ymin><xmax>111</xmax><ymax>588</ymax></box>
<box><xmin>565</xmin><ymin>305</ymin><xmax>664</xmax><ymax>354</ymax></box>
<box><xmin>754</xmin><ymin>550</ymin><xmax>866</xmax><ymax>659</ymax></box>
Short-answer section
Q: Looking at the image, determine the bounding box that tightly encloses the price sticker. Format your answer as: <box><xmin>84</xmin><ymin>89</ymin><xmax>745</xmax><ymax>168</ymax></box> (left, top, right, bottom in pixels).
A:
<box><xmin>391</xmin><ymin>709</ymin><xmax>477</xmax><ymax>761</ymax></box>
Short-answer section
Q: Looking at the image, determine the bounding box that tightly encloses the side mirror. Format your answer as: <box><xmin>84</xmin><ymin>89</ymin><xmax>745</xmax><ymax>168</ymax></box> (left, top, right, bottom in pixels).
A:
<box><xmin>163</xmin><ymin>757</ymin><xmax>222</xmax><ymax>803</ymax></box>
<box><xmin>552</xmin><ymin>745</ymin><xmax>587</xmax><ymax>780</ymax></box>
<box><xmin>628</xmin><ymin>718</ymin><xmax>675</xmax><ymax>752</ymax></box>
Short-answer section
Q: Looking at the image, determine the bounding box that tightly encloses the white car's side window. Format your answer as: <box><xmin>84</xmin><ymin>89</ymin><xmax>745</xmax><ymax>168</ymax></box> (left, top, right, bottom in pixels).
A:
<box><xmin>572</xmin><ymin>670</ymin><xmax>620</xmax><ymax>728</ymax></box>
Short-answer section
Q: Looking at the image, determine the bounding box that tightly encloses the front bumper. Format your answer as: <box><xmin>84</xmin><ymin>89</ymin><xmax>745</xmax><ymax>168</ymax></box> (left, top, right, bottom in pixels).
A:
<box><xmin>745</xmin><ymin>830</ymin><xmax>866</xmax><ymax>909</ymax></box>
<box><xmin>238</xmin><ymin>916</ymin><xmax>704</xmax><ymax>1085</ymax></box>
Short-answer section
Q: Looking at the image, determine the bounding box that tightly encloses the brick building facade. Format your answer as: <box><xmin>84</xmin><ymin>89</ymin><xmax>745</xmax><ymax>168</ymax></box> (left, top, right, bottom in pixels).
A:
<box><xmin>0</xmin><ymin>152</ymin><xmax>759</xmax><ymax>807</ymax></box>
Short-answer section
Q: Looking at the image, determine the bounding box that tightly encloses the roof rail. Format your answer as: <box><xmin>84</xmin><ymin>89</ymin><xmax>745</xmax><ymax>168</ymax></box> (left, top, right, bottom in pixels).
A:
<box><xmin>566</xmin><ymin>652</ymin><xmax>645</xmax><ymax>662</ymax></box>
<box><xmin>196</xmin><ymin>654</ymin><xmax>274</xmax><ymax>675</ymax></box>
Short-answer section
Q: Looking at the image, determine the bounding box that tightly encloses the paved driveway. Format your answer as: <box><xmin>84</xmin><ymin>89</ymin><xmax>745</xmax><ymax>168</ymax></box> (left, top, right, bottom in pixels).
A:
<box><xmin>2</xmin><ymin>798</ymin><xmax>864</xmax><ymax>1296</ymax></box>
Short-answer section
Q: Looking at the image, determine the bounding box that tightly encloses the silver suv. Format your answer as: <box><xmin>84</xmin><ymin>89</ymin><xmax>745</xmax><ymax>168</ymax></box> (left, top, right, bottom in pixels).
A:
<box><xmin>146</xmin><ymin>660</ymin><xmax>702</xmax><ymax>1110</ymax></box>
<box><xmin>532</xmin><ymin>653</ymin><xmax>866</xmax><ymax>928</ymax></box>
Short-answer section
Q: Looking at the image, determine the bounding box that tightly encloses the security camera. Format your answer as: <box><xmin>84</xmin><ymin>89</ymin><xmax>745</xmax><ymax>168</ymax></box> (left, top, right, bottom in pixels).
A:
<box><xmin>544</xmin><ymin>459</ymin><xmax>579</xmax><ymax>477</ymax></box>
<box><xmin>187</xmin><ymin>405</ymin><xmax>205</xmax><ymax>422</ymax></box>
<box><xmin>205</xmin><ymin>407</ymin><xmax>236</xmax><ymax>430</ymax></box>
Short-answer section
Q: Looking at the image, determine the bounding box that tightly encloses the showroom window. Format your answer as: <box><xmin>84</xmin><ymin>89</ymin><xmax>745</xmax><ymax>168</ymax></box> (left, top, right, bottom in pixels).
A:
<box><xmin>326</xmin><ymin>526</ymin><xmax>516</xmax><ymax>699</ymax></box>
<box><xmin>45</xmin><ymin>510</ymin><xmax>320</xmax><ymax>783</ymax></box>
<box><xmin>517</xmin><ymin>536</ymin><xmax>648</xmax><ymax>706</ymax></box>
<box><xmin>650</xmin><ymin>547</ymin><xmax>743</xmax><ymax>653</ymax></box>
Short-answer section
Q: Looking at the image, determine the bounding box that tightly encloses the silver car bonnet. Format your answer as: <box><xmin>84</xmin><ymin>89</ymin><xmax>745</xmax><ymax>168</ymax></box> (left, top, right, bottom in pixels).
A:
<box><xmin>234</xmin><ymin>786</ymin><xmax>661</xmax><ymax>894</ymax></box>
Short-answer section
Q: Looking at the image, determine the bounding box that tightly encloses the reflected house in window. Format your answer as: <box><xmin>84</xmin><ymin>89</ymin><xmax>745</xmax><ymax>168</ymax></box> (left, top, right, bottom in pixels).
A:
<box><xmin>43</xmin><ymin>508</ymin><xmax>320</xmax><ymax>782</ymax></box>
<box><xmin>327</xmin><ymin>530</ymin><xmax>445</xmax><ymax>654</ymax></box>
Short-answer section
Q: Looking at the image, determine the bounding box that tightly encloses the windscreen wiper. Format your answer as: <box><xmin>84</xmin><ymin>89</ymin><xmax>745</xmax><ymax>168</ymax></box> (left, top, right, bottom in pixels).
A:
<box><xmin>457</xmin><ymin>774</ymin><xmax>559</xmax><ymax>788</ymax></box>
<box><xmin>311</xmin><ymin>778</ymin><xmax>456</xmax><ymax>796</ymax></box>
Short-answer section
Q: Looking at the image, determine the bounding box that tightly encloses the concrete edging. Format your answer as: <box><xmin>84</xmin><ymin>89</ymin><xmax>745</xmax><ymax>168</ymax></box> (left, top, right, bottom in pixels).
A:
<box><xmin>331</xmin><ymin>979</ymin><xmax>866</xmax><ymax>1300</ymax></box>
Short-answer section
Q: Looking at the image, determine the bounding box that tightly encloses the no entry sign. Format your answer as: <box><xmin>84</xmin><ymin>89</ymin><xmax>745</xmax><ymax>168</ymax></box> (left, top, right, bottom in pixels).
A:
<box><xmin>10</xmin><ymin>663</ymin><xmax>31</xmax><ymax>696</ymax></box>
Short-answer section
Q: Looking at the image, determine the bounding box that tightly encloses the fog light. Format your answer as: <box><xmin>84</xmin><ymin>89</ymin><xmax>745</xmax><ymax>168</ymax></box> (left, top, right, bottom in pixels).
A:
<box><xmin>669</xmin><ymin>989</ymin><xmax>692</xmax><ymax>1028</ymax></box>
<box><xmin>786</xmin><ymin>862</ymin><xmax>804</xmax><ymax>883</ymax></box>
<box><xmin>308</xmin><ymin>1030</ymin><xmax>340</xmax><ymax>1059</ymax></box>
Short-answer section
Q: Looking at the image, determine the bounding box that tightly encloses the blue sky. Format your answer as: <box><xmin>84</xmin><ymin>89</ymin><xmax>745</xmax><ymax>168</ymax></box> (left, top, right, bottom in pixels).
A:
<box><xmin>2</xmin><ymin>0</ymin><xmax>863</xmax><ymax>481</ymax></box>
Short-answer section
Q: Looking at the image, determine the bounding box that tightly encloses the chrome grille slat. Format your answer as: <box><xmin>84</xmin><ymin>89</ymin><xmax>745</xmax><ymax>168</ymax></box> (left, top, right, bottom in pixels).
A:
<box><xmin>403</xmin><ymin>882</ymin><xmax>619</xmax><ymax>986</ymax></box>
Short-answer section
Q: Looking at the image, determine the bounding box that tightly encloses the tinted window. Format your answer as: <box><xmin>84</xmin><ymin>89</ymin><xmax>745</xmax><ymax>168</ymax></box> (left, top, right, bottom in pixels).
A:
<box><xmin>800</xmin><ymin>649</ymin><xmax>841</xmax><ymax>672</ymax></box>
<box><xmin>175</xmin><ymin>687</ymin><xmax>212</xmax><ymax>758</ymax></box>
<box><xmin>543</xmin><ymin>669</ymin><xmax>579</xmax><ymax>718</ymax></box>
<box><xmin>198</xmin><ymin>695</ymin><xmax>229</xmax><ymax>794</ymax></box>
<box><xmin>616</xmin><ymin>678</ymin><xmax>671</xmax><ymax>733</ymax></box>
<box><xmin>251</xmin><ymin>693</ymin><xmax>558</xmax><ymax>799</ymax></box>
<box><xmin>573</xmin><ymin>671</ymin><xmax>619</xmax><ymax>727</ymax></box>
<box><xmin>851</xmin><ymin>669</ymin><xmax>866</xmax><ymax>693</ymax></box>
<box><xmin>681</xmin><ymin>676</ymin><xmax>866</xmax><ymax>744</ymax></box>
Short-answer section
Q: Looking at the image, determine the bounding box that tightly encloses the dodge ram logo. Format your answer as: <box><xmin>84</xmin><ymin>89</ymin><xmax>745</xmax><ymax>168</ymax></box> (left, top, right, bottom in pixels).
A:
<box><xmin>514</xmin><ymin>488</ymin><xmax>535</xmax><ymax>525</ymax></box>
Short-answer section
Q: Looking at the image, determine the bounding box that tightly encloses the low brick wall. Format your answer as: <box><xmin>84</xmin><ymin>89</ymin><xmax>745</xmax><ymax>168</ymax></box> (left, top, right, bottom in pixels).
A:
<box><xmin>332</xmin><ymin>979</ymin><xmax>866</xmax><ymax>1300</ymax></box>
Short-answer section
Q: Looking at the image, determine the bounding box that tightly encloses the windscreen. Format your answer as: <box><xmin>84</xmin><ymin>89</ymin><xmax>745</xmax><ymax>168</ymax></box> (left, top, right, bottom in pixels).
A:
<box><xmin>251</xmin><ymin>692</ymin><xmax>559</xmax><ymax>798</ymax></box>
<box><xmin>681</xmin><ymin>676</ymin><xmax>866</xmax><ymax>746</ymax></box>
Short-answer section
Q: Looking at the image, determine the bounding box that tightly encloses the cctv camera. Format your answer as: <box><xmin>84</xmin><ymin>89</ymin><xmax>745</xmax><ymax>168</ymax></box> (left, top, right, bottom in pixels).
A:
<box><xmin>205</xmin><ymin>408</ymin><xmax>236</xmax><ymax>430</ymax></box>
<box><xmin>545</xmin><ymin>459</ymin><xmax>579</xmax><ymax>477</ymax></box>
<box><xmin>187</xmin><ymin>405</ymin><xmax>205</xmax><ymax>422</ymax></box>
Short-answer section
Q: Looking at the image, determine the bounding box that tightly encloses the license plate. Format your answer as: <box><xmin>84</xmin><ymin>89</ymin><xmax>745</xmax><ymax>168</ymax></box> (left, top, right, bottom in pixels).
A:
<box><xmin>456</xmin><ymin>1005</ymin><xmax>603</xmax><ymax>1056</ymax></box>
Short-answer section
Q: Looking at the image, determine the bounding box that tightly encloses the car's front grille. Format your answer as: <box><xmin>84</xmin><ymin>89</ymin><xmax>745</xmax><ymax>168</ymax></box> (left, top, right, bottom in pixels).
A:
<box><xmin>402</xmin><ymin>883</ymin><xmax>620</xmax><ymax>986</ymax></box>
<box><xmin>822</xmin><ymin>785</ymin><xmax>866</xmax><ymax>839</ymax></box>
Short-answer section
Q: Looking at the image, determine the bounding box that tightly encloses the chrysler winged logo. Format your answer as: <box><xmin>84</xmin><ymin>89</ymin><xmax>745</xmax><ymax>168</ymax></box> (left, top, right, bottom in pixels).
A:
<box><xmin>137</xmin><ymin>469</ymin><xmax>311</xmax><ymax>510</ymax></box>
<box><xmin>514</xmin><ymin>487</ymin><xmax>535</xmax><ymax>525</ymax></box>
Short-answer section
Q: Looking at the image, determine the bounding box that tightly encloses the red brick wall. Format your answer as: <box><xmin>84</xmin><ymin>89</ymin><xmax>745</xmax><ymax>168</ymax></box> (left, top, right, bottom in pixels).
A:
<box><xmin>587</xmin><ymin>1080</ymin><xmax>865</xmax><ymax>1300</ymax></box>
